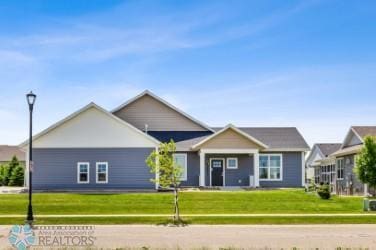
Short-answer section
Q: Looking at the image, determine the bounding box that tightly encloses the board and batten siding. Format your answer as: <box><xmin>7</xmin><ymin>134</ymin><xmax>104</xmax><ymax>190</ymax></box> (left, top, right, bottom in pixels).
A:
<box><xmin>33</xmin><ymin>148</ymin><xmax>155</xmax><ymax>189</ymax></box>
<box><xmin>113</xmin><ymin>94</ymin><xmax>208</xmax><ymax>131</ymax></box>
<box><xmin>259</xmin><ymin>152</ymin><xmax>302</xmax><ymax>187</ymax></box>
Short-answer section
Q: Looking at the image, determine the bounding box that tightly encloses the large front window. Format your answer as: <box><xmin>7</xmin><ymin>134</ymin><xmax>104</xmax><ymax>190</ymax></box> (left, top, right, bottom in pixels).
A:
<box><xmin>259</xmin><ymin>154</ymin><xmax>282</xmax><ymax>181</ymax></box>
<box><xmin>173</xmin><ymin>154</ymin><xmax>187</xmax><ymax>181</ymax></box>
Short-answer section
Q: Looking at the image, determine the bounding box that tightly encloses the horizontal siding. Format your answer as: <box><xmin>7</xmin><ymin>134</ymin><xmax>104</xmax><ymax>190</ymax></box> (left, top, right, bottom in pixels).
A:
<box><xmin>33</xmin><ymin>148</ymin><xmax>155</xmax><ymax>189</ymax></box>
<box><xmin>114</xmin><ymin>95</ymin><xmax>207</xmax><ymax>131</ymax></box>
<box><xmin>180</xmin><ymin>152</ymin><xmax>200</xmax><ymax>187</ymax></box>
<box><xmin>198</xmin><ymin>129</ymin><xmax>262</xmax><ymax>149</ymax></box>
<box><xmin>260</xmin><ymin>152</ymin><xmax>302</xmax><ymax>188</ymax></box>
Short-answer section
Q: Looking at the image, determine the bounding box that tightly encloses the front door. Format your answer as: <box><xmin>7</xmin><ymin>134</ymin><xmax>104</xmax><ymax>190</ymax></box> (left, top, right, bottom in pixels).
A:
<box><xmin>211</xmin><ymin>159</ymin><xmax>224</xmax><ymax>186</ymax></box>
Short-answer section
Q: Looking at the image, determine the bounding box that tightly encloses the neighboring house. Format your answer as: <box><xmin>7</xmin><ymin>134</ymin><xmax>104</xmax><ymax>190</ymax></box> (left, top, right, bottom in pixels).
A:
<box><xmin>20</xmin><ymin>90</ymin><xmax>310</xmax><ymax>190</ymax></box>
<box><xmin>305</xmin><ymin>143</ymin><xmax>341</xmax><ymax>191</ymax></box>
<box><xmin>330</xmin><ymin>126</ymin><xmax>376</xmax><ymax>195</ymax></box>
<box><xmin>0</xmin><ymin>145</ymin><xmax>25</xmax><ymax>165</ymax></box>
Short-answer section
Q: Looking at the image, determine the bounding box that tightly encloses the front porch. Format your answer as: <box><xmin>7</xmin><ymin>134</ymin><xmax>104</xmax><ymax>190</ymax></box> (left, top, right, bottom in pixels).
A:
<box><xmin>198</xmin><ymin>149</ymin><xmax>260</xmax><ymax>188</ymax></box>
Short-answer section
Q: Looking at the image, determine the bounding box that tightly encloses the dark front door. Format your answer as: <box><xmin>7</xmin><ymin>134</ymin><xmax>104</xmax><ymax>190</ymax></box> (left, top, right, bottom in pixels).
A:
<box><xmin>211</xmin><ymin>159</ymin><xmax>224</xmax><ymax>186</ymax></box>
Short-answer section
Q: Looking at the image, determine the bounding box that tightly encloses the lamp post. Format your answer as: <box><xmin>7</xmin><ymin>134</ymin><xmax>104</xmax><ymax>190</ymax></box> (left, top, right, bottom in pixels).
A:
<box><xmin>26</xmin><ymin>91</ymin><xmax>36</xmax><ymax>226</ymax></box>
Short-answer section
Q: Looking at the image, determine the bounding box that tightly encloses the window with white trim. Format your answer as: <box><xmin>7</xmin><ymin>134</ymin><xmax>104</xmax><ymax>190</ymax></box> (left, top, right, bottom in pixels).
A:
<box><xmin>259</xmin><ymin>154</ymin><xmax>282</xmax><ymax>181</ymax></box>
<box><xmin>173</xmin><ymin>154</ymin><xmax>187</xmax><ymax>181</ymax></box>
<box><xmin>337</xmin><ymin>158</ymin><xmax>344</xmax><ymax>180</ymax></box>
<box><xmin>227</xmin><ymin>158</ymin><xmax>238</xmax><ymax>169</ymax></box>
<box><xmin>77</xmin><ymin>162</ymin><xmax>89</xmax><ymax>184</ymax></box>
<box><xmin>96</xmin><ymin>162</ymin><xmax>108</xmax><ymax>183</ymax></box>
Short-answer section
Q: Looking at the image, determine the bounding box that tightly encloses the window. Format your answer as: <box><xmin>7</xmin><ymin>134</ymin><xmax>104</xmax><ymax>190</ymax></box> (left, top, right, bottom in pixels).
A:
<box><xmin>227</xmin><ymin>158</ymin><xmax>238</xmax><ymax>169</ymax></box>
<box><xmin>77</xmin><ymin>162</ymin><xmax>89</xmax><ymax>184</ymax></box>
<box><xmin>96</xmin><ymin>162</ymin><xmax>108</xmax><ymax>183</ymax></box>
<box><xmin>259</xmin><ymin>154</ymin><xmax>282</xmax><ymax>181</ymax></box>
<box><xmin>173</xmin><ymin>154</ymin><xmax>187</xmax><ymax>181</ymax></box>
<box><xmin>337</xmin><ymin>158</ymin><xmax>344</xmax><ymax>180</ymax></box>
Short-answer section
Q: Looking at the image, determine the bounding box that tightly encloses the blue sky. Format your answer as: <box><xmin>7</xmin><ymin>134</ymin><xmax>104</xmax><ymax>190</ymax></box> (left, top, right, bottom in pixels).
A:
<box><xmin>1</xmin><ymin>0</ymin><xmax>376</xmax><ymax>146</ymax></box>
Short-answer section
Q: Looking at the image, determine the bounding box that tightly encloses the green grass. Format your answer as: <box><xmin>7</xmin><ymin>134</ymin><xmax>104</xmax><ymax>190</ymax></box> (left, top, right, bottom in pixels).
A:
<box><xmin>0</xmin><ymin>189</ymin><xmax>365</xmax><ymax>215</ymax></box>
<box><xmin>0</xmin><ymin>189</ymin><xmax>372</xmax><ymax>224</ymax></box>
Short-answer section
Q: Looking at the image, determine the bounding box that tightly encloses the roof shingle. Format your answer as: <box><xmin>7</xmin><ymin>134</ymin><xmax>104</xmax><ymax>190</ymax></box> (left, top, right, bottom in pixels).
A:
<box><xmin>0</xmin><ymin>145</ymin><xmax>25</xmax><ymax>162</ymax></box>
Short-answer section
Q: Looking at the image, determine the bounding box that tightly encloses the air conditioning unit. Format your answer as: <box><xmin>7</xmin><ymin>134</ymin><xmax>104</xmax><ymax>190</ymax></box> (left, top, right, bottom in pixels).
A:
<box><xmin>369</xmin><ymin>200</ymin><xmax>376</xmax><ymax>211</ymax></box>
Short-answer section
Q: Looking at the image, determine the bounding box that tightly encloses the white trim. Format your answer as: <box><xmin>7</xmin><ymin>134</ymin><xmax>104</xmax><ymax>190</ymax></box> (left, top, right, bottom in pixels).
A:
<box><xmin>226</xmin><ymin>157</ymin><xmax>238</xmax><ymax>169</ymax></box>
<box><xmin>200</xmin><ymin>148</ymin><xmax>259</xmax><ymax>154</ymax></box>
<box><xmin>259</xmin><ymin>153</ymin><xmax>283</xmax><ymax>181</ymax></box>
<box><xmin>173</xmin><ymin>153</ymin><xmax>188</xmax><ymax>181</ymax></box>
<box><xmin>340</xmin><ymin>127</ymin><xmax>364</xmax><ymax>150</ymax></box>
<box><xmin>301</xmin><ymin>151</ymin><xmax>305</xmax><ymax>186</ymax></box>
<box><xmin>199</xmin><ymin>151</ymin><xmax>205</xmax><ymax>186</ymax></box>
<box><xmin>77</xmin><ymin>162</ymin><xmax>90</xmax><ymax>184</ymax></box>
<box><xmin>209</xmin><ymin>158</ymin><xmax>225</xmax><ymax>187</ymax></box>
<box><xmin>261</xmin><ymin>148</ymin><xmax>310</xmax><ymax>152</ymax></box>
<box><xmin>191</xmin><ymin>124</ymin><xmax>268</xmax><ymax>150</ymax></box>
<box><xmin>111</xmin><ymin>90</ymin><xmax>214</xmax><ymax>132</ymax></box>
<box><xmin>96</xmin><ymin>162</ymin><xmax>108</xmax><ymax>184</ymax></box>
<box><xmin>336</xmin><ymin>158</ymin><xmax>344</xmax><ymax>180</ymax></box>
<box><xmin>253</xmin><ymin>152</ymin><xmax>259</xmax><ymax>187</ymax></box>
<box><xmin>19</xmin><ymin>102</ymin><xmax>160</xmax><ymax>148</ymax></box>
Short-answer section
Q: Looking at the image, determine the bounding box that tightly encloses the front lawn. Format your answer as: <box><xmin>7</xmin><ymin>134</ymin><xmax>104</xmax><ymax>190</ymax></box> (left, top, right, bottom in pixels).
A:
<box><xmin>0</xmin><ymin>189</ymin><xmax>372</xmax><ymax>224</ymax></box>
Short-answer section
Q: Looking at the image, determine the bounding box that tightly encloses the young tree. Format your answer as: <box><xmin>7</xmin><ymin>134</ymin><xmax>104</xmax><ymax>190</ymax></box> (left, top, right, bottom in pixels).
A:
<box><xmin>146</xmin><ymin>140</ymin><xmax>183</xmax><ymax>223</ymax></box>
<box><xmin>354</xmin><ymin>136</ymin><xmax>376</xmax><ymax>196</ymax></box>
<box><xmin>8</xmin><ymin>166</ymin><xmax>25</xmax><ymax>186</ymax></box>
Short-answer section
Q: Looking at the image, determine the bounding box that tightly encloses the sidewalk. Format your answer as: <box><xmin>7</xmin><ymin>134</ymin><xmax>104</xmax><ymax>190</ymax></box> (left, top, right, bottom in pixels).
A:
<box><xmin>1</xmin><ymin>224</ymin><xmax>376</xmax><ymax>249</ymax></box>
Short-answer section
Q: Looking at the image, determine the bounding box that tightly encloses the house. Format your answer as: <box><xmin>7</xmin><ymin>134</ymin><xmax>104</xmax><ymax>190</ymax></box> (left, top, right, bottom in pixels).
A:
<box><xmin>305</xmin><ymin>143</ymin><xmax>341</xmax><ymax>190</ymax></box>
<box><xmin>330</xmin><ymin>126</ymin><xmax>376</xmax><ymax>195</ymax></box>
<box><xmin>0</xmin><ymin>145</ymin><xmax>25</xmax><ymax>165</ymax></box>
<box><xmin>20</xmin><ymin>90</ymin><xmax>310</xmax><ymax>190</ymax></box>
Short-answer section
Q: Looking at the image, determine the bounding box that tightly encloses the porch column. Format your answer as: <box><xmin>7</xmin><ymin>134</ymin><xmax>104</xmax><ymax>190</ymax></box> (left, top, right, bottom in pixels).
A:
<box><xmin>253</xmin><ymin>152</ymin><xmax>260</xmax><ymax>187</ymax></box>
<box><xmin>199</xmin><ymin>151</ymin><xmax>205</xmax><ymax>186</ymax></box>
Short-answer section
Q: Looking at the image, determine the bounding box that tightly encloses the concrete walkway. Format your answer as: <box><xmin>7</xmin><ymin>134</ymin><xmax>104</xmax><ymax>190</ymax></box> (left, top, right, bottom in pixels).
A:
<box><xmin>1</xmin><ymin>224</ymin><xmax>376</xmax><ymax>249</ymax></box>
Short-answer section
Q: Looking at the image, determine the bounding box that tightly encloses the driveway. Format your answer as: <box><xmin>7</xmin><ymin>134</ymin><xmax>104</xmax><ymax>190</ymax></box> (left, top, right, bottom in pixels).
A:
<box><xmin>1</xmin><ymin>224</ymin><xmax>376</xmax><ymax>249</ymax></box>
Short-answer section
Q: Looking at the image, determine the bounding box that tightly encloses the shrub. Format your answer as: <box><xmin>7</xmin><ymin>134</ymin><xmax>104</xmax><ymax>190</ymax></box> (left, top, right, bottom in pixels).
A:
<box><xmin>8</xmin><ymin>166</ymin><xmax>24</xmax><ymax>186</ymax></box>
<box><xmin>317</xmin><ymin>184</ymin><xmax>331</xmax><ymax>199</ymax></box>
<box><xmin>307</xmin><ymin>178</ymin><xmax>316</xmax><ymax>192</ymax></box>
<box><xmin>1</xmin><ymin>165</ymin><xmax>11</xmax><ymax>186</ymax></box>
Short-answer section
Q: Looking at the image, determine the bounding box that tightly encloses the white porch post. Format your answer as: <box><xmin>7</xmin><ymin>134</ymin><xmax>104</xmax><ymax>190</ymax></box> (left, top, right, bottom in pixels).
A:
<box><xmin>199</xmin><ymin>151</ymin><xmax>205</xmax><ymax>186</ymax></box>
<box><xmin>253</xmin><ymin>152</ymin><xmax>259</xmax><ymax>187</ymax></box>
<box><xmin>301</xmin><ymin>152</ymin><xmax>306</xmax><ymax>187</ymax></box>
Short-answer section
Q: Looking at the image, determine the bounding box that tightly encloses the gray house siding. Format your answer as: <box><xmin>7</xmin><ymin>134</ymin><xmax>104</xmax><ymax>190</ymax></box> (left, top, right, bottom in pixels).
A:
<box><xmin>33</xmin><ymin>148</ymin><xmax>155</xmax><ymax>190</ymax></box>
<box><xmin>179</xmin><ymin>152</ymin><xmax>200</xmax><ymax>187</ymax></box>
<box><xmin>336</xmin><ymin>154</ymin><xmax>364</xmax><ymax>195</ymax></box>
<box><xmin>259</xmin><ymin>152</ymin><xmax>302</xmax><ymax>188</ymax></box>
<box><xmin>203</xmin><ymin>154</ymin><xmax>253</xmax><ymax>187</ymax></box>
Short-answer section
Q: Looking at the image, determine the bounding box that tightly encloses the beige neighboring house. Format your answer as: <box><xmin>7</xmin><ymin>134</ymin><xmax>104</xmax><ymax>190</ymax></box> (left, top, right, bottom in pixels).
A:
<box><xmin>0</xmin><ymin>145</ymin><xmax>25</xmax><ymax>165</ymax></box>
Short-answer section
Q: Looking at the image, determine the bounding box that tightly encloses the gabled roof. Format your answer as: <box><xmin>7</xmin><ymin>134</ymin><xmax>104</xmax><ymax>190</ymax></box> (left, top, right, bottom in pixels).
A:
<box><xmin>111</xmin><ymin>90</ymin><xmax>215</xmax><ymax>132</ymax></box>
<box><xmin>213</xmin><ymin>127</ymin><xmax>310</xmax><ymax>151</ymax></box>
<box><xmin>0</xmin><ymin>145</ymin><xmax>25</xmax><ymax>162</ymax></box>
<box><xmin>340</xmin><ymin>126</ymin><xmax>376</xmax><ymax>149</ymax></box>
<box><xmin>19</xmin><ymin>102</ymin><xmax>160</xmax><ymax>148</ymax></box>
<box><xmin>315</xmin><ymin>143</ymin><xmax>342</xmax><ymax>157</ymax></box>
<box><xmin>352</xmin><ymin>126</ymin><xmax>376</xmax><ymax>139</ymax></box>
<box><xmin>191</xmin><ymin>124</ymin><xmax>269</xmax><ymax>150</ymax></box>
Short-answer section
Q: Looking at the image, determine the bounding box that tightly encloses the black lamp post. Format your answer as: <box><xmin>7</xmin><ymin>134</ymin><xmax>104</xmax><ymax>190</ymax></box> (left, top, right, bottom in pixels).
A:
<box><xmin>26</xmin><ymin>91</ymin><xmax>36</xmax><ymax>226</ymax></box>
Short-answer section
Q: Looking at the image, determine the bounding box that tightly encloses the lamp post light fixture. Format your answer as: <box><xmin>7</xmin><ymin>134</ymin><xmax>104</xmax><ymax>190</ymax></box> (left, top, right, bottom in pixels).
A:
<box><xmin>26</xmin><ymin>91</ymin><xmax>36</xmax><ymax>226</ymax></box>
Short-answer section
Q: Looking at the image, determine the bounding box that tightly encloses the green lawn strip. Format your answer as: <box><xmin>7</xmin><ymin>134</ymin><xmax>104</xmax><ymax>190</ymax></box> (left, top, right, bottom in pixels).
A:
<box><xmin>0</xmin><ymin>189</ymin><xmax>365</xmax><ymax>215</ymax></box>
<box><xmin>1</xmin><ymin>216</ymin><xmax>376</xmax><ymax>225</ymax></box>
